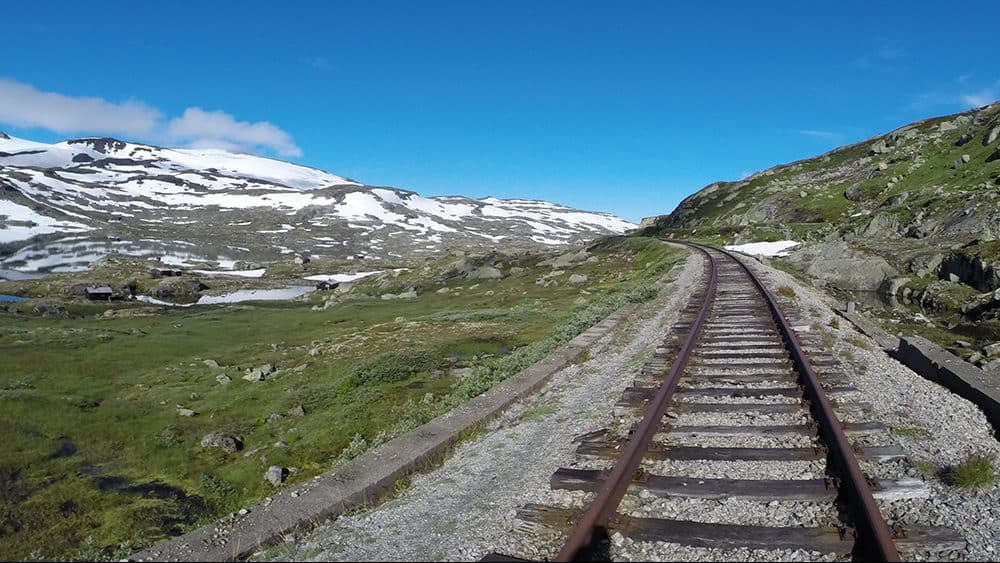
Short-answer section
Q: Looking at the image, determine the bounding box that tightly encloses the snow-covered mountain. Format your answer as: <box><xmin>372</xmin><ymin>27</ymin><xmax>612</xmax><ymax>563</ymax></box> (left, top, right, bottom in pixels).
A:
<box><xmin>0</xmin><ymin>133</ymin><xmax>634</xmax><ymax>272</ymax></box>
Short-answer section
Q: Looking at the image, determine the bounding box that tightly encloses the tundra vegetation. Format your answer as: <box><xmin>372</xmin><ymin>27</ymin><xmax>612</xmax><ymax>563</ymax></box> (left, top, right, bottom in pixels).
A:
<box><xmin>0</xmin><ymin>236</ymin><xmax>683</xmax><ymax>560</ymax></box>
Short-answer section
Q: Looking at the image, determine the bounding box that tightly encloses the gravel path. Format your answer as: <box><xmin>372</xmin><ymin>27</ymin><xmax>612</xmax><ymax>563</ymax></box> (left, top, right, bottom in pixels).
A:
<box><xmin>257</xmin><ymin>250</ymin><xmax>704</xmax><ymax>562</ymax></box>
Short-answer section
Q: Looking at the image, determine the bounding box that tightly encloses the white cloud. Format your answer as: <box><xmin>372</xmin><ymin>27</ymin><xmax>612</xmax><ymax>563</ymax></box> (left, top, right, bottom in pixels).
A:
<box><xmin>0</xmin><ymin>77</ymin><xmax>302</xmax><ymax>158</ymax></box>
<box><xmin>0</xmin><ymin>78</ymin><xmax>162</xmax><ymax>137</ymax></box>
<box><xmin>167</xmin><ymin>108</ymin><xmax>302</xmax><ymax>157</ymax></box>
<box><xmin>799</xmin><ymin>129</ymin><xmax>842</xmax><ymax>140</ymax></box>
<box><xmin>962</xmin><ymin>88</ymin><xmax>998</xmax><ymax>108</ymax></box>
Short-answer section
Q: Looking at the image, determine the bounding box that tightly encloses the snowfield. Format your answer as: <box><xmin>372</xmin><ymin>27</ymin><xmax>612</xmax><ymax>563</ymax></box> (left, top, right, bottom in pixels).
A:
<box><xmin>0</xmin><ymin>133</ymin><xmax>636</xmax><ymax>271</ymax></box>
<box><xmin>724</xmin><ymin>240</ymin><xmax>800</xmax><ymax>257</ymax></box>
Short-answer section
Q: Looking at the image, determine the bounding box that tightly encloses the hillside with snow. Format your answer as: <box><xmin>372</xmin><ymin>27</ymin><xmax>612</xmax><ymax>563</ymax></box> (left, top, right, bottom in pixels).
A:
<box><xmin>0</xmin><ymin>133</ymin><xmax>634</xmax><ymax>272</ymax></box>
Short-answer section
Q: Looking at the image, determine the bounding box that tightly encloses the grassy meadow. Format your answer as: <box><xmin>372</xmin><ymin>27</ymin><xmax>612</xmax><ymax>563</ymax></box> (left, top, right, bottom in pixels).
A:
<box><xmin>0</xmin><ymin>237</ymin><xmax>685</xmax><ymax>560</ymax></box>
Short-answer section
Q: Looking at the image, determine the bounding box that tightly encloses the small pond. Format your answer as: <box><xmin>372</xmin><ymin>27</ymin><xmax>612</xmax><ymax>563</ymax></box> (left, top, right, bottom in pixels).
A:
<box><xmin>0</xmin><ymin>294</ymin><xmax>28</xmax><ymax>302</ymax></box>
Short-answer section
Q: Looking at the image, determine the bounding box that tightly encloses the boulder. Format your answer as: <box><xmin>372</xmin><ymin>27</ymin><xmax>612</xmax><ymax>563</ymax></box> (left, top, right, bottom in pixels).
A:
<box><xmin>984</xmin><ymin>342</ymin><xmax>1000</xmax><ymax>358</ymax></box>
<box><xmin>844</xmin><ymin>183</ymin><xmax>863</xmax><ymax>202</ymax></box>
<box><xmin>986</xmin><ymin>126</ymin><xmax>1000</xmax><ymax>146</ymax></box>
<box><xmin>200</xmin><ymin>433</ymin><xmax>242</xmax><ymax>453</ymax></box>
<box><xmin>785</xmin><ymin>241</ymin><xmax>898</xmax><ymax>291</ymax></box>
<box><xmin>436</xmin><ymin>287</ymin><xmax>451</xmax><ymax>294</ymax></box>
<box><xmin>988</xmin><ymin>147</ymin><xmax>1000</xmax><ymax>164</ymax></box>
<box><xmin>264</xmin><ymin>465</ymin><xmax>287</xmax><ymax>486</ymax></box>
<box><xmin>541</xmin><ymin>250</ymin><xmax>591</xmax><ymax>269</ymax></box>
<box><xmin>509</xmin><ymin>267</ymin><xmax>526</xmax><ymax>275</ymax></box>
<box><xmin>381</xmin><ymin>287</ymin><xmax>417</xmax><ymax>300</ymax></box>
<box><xmin>450</xmin><ymin>367</ymin><xmax>474</xmax><ymax>378</ymax></box>
<box><xmin>216</xmin><ymin>374</ymin><xmax>232</xmax><ymax>385</ymax></box>
<box><xmin>203</xmin><ymin>359</ymin><xmax>221</xmax><ymax>369</ymax></box>
<box><xmin>568</xmin><ymin>274</ymin><xmax>589</xmax><ymax>284</ymax></box>
<box><xmin>243</xmin><ymin>363</ymin><xmax>275</xmax><ymax>382</ymax></box>
<box><xmin>879</xmin><ymin>277</ymin><xmax>910</xmax><ymax>298</ymax></box>
<box><xmin>440</xmin><ymin>257</ymin><xmax>477</xmax><ymax>278</ymax></box>
<box><xmin>151</xmin><ymin>278</ymin><xmax>208</xmax><ymax>300</ymax></box>
<box><xmin>394</xmin><ymin>316</ymin><xmax>407</xmax><ymax>323</ymax></box>
<box><xmin>177</xmin><ymin>408</ymin><xmax>197</xmax><ymax>417</ymax></box>
<box><xmin>956</xmin><ymin>132</ymin><xmax>974</xmax><ymax>146</ymax></box>
<box><xmin>468</xmin><ymin>266</ymin><xmax>503</xmax><ymax>280</ymax></box>
<box><xmin>908</xmin><ymin>253</ymin><xmax>944</xmax><ymax>277</ymax></box>
<box><xmin>266</xmin><ymin>412</ymin><xmax>284</xmax><ymax>423</ymax></box>
<box><xmin>287</xmin><ymin>404</ymin><xmax>306</xmax><ymax>417</ymax></box>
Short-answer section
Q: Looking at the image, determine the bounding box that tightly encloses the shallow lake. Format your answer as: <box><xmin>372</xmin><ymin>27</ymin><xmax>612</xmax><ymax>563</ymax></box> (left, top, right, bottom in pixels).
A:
<box><xmin>0</xmin><ymin>294</ymin><xmax>28</xmax><ymax>302</ymax></box>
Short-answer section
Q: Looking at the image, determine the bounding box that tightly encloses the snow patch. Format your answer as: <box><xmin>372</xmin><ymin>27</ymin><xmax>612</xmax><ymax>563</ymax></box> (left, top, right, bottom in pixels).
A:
<box><xmin>724</xmin><ymin>240</ymin><xmax>800</xmax><ymax>257</ymax></box>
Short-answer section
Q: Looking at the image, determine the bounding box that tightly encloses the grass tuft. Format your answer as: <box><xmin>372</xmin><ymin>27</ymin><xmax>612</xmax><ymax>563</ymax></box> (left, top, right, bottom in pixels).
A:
<box><xmin>944</xmin><ymin>454</ymin><xmax>997</xmax><ymax>491</ymax></box>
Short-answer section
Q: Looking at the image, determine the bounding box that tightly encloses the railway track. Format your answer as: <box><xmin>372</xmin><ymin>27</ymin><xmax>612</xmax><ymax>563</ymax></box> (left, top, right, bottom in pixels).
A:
<box><xmin>490</xmin><ymin>243</ymin><xmax>964</xmax><ymax>562</ymax></box>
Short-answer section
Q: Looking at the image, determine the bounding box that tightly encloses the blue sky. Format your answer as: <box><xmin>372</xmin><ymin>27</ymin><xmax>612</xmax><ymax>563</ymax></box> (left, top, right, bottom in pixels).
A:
<box><xmin>2</xmin><ymin>1</ymin><xmax>997</xmax><ymax>222</ymax></box>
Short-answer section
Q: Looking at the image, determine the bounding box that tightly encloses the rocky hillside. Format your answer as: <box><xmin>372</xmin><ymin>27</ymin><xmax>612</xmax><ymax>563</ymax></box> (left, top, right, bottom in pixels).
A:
<box><xmin>643</xmin><ymin>101</ymin><xmax>1000</xmax><ymax>244</ymax></box>
<box><xmin>638</xmin><ymin>101</ymin><xmax>1000</xmax><ymax>297</ymax></box>
<box><xmin>0</xmin><ymin>134</ymin><xmax>634</xmax><ymax>272</ymax></box>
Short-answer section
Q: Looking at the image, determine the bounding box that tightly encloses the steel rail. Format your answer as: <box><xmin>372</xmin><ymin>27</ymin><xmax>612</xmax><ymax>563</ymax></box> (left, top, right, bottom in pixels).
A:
<box><xmin>553</xmin><ymin>244</ymin><xmax>718</xmax><ymax>561</ymax></box>
<box><xmin>709</xmin><ymin>243</ymin><xmax>901</xmax><ymax>562</ymax></box>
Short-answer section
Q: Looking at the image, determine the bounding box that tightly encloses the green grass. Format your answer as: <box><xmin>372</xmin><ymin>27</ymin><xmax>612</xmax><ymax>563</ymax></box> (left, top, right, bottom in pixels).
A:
<box><xmin>945</xmin><ymin>454</ymin><xmax>998</xmax><ymax>491</ymax></box>
<box><xmin>0</xmin><ymin>238</ymin><xmax>685</xmax><ymax>560</ymax></box>
<box><xmin>890</xmin><ymin>425</ymin><xmax>929</xmax><ymax>438</ymax></box>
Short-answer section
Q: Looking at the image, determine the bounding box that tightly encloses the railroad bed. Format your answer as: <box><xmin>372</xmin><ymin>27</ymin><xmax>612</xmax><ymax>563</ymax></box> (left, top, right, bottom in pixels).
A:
<box><xmin>492</xmin><ymin>244</ymin><xmax>964</xmax><ymax>562</ymax></box>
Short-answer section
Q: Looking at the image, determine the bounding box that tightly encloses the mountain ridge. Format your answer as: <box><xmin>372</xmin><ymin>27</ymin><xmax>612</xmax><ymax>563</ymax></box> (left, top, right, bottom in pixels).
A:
<box><xmin>0</xmin><ymin>133</ymin><xmax>634</xmax><ymax>272</ymax></box>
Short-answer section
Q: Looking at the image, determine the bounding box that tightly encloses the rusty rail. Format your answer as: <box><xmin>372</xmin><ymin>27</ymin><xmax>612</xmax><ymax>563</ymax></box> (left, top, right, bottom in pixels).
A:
<box><xmin>712</xmin><ymin>244</ymin><xmax>900</xmax><ymax>562</ymax></box>
<box><xmin>553</xmin><ymin>244</ymin><xmax>717</xmax><ymax>561</ymax></box>
<box><xmin>552</xmin><ymin>243</ymin><xmax>900</xmax><ymax>562</ymax></box>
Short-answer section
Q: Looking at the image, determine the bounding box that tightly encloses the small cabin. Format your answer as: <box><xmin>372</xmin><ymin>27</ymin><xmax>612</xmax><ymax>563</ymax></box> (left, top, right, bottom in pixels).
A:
<box><xmin>85</xmin><ymin>286</ymin><xmax>115</xmax><ymax>301</ymax></box>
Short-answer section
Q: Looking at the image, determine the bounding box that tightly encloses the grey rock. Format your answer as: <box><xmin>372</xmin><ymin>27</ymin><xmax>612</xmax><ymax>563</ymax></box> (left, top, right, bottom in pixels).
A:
<box><xmin>203</xmin><ymin>359</ymin><xmax>221</xmax><ymax>369</ymax></box>
<box><xmin>509</xmin><ymin>267</ymin><xmax>526</xmax><ymax>274</ymax></box>
<box><xmin>982</xmin><ymin>359</ymin><xmax>1000</xmax><ymax>375</ymax></box>
<box><xmin>200</xmin><ymin>433</ymin><xmax>243</xmax><ymax>453</ymax></box>
<box><xmin>449</xmin><ymin>367</ymin><xmax>474</xmax><ymax>378</ymax></box>
<box><xmin>381</xmin><ymin>287</ymin><xmax>417</xmax><ymax>300</ymax></box>
<box><xmin>983</xmin><ymin>342</ymin><xmax>1000</xmax><ymax>358</ymax></box>
<box><xmin>394</xmin><ymin>316</ymin><xmax>407</xmax><ymax>323</ymax></box>
<box><xmin>266</xmin><ymin>412</ymin><xmax>284</xmax><ymax>423</ymax></box>
<box><xmin>151</xmin><ymin>278</ymin><xmax>208</xmax><ymax>300</ymax></box>
<box><xmin>244</xmin><ymin>363</ymin><xmax>275</xmax><ymax>382</ymax></box>
<box><xmin>216</xmin><ymin>374</ymin><xmax>232</xmax><ymax>385</ymax></box>
<box><xmin>949</xmin><ymin>273</ymin><xmax>961</xmax><ymax>283</ymax></box>
<box><xmin>879</xmin><ymin>277</ymin><xmax>910</xmax><ymax>298</ymax></box>
<box><xmin>968</xmin><ymin>352</ymin><xmax>983</xmax><ymax>364</ymax></box>
<box><xmin>467</xmin><ymin>266</ymin><xmax>503</xmax><ymax>280</ymax></box>
<box><xmin>177</xmin><ymin>408</ymin><xmax>197</xmax><ymax>417</ymax></box>
<box><xmin>844</xmin><ymin>183</ymin><xmax>864</xmax><ymax>201</ymax></box>
<box><xmin>287</xmin><ymin>404</ymin><xmax>306</xmax><ymax>417</ymax></box>
<box><xmin>986</xmin><ymin>126</ymin><xmax>1000</xmax><ymax>146</ymax></box>
<box><xmin>568</xmin><ymin>274</ymin><xmax>589</xmax><ymax>284</ymax></box>
<box><xmin>436</xmin><ymin>287</ymin><xmax>451</xmax><ymax>294</ymax></box>
<box><xmin>541</xmin><ymin>250</ymin><xmax>591</xmax><ymax>269</ymax></box>
<box><xmin>786</xmin><ymin>241</ymin><xmax>898</xmax><ymax>291</ymax></box>
<box><xmin>309</xmin><ymin>346</ymin><xmax>322</xmax><ymax>357</ymax></box>
<box><xmin>264</xmin><ymin>465</ymin><xmax>287</xmax><ymax>486</ymax></box>
<box><xmin>956</xmin><ymin>132</ymin><xmax>974</xmax><ymax>146</ymax></box>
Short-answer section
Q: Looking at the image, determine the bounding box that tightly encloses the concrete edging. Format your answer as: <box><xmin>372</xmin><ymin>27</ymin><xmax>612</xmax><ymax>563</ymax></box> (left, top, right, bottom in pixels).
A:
<box><xmin>132</xmin><ymin>305</ymin><xmax>637</xmax><ymax>561</ymax></box>
<box><xmin>837</xmin><ymin>308</ymin><xmax>1000</xmax><ymax>435</ymax></box>
<box><xmin>894</xmin><ymin>335</ymin><xmax>1000</xmax><ymax>433</ymax></box>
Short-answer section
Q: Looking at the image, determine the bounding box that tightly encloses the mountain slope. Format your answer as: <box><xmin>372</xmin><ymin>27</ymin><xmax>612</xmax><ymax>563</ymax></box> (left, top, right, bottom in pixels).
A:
<box><xmin>642</xmin><ymin>101</ymin><xmax>1000</xmax><ymax>243</ymax></box>
<box><xmin>0</xmin><ymin>134</ymin><xmax>634</xmax><ymax>272</ymax></box>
